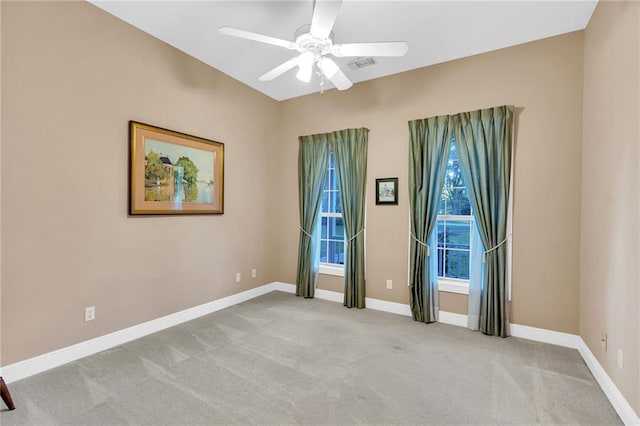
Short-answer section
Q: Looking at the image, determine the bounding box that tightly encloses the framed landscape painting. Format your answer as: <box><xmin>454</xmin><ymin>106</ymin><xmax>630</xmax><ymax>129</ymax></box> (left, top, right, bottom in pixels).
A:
<box><xmin>129</xmin><ymin>121</ymin><xmax>224</xmax><ymax>215</ymax></box>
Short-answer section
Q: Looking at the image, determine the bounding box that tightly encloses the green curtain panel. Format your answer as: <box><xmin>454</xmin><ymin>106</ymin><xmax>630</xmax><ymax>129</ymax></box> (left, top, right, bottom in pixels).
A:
<box><xmin>330</xmin><ymin>128</ymin><xmax>369</xmax><ymax>309</ymax></box>
<box><xmin>452</xmin><ymin>105</ymin><xmax>513</xmax><ymax>337</ymax></box>
<box><xmin>296</xmin><ymin>134</ymin><xmax>330</xmax><ymax>298</ymax></box>
<box><xmin>408</xmin><ymin>116</ymin><xmax>451</xmax><ymax>323</ymax></box>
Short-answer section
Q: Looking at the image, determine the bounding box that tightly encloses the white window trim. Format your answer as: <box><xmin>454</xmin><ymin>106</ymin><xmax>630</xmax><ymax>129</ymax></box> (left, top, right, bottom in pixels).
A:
<box><xmin>319</xmin><ymin>262</ymin><xmax>344</xmax><ymax>276</ymax></box>
<box><xmin>322</xmin><ymin>212</ymin><xmax>342</xmax><ymax>219</ymax></box>
<box><xmin>438</xmin><ymin>214</ymin><xmax>473</xmax><ymax>221</ymax></box>
<box><xmin>437</xmin><ymin>214</ymin><xmax>473</xmax><ymax>287</ymax></box>
<box><xmin>319</xmin><ymin>210</ymin><xmax>344</xmax><ymax>273</ymax></box>
<box><xmin>438</xmin><ymin>277</ymin><xmax>469</xmax><ymax>295</ymax></box>
<box><xmin>320</xmin><ymin>149</ymin><xmax>345</xmax><ymax>274</ymax></box>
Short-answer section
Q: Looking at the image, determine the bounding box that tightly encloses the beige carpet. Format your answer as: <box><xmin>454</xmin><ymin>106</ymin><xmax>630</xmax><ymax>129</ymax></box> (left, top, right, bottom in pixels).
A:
<box><xmin>0</xmin><ymin>291</ymin><xmax>621</xmax><ymax>425</ymax></box>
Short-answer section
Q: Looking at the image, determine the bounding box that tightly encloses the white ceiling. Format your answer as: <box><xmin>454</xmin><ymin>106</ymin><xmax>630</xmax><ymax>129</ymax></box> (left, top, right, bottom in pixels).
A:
<box><xmin>89</xmin><ymin>1</ymin><xmax>597</xmax><ymax>101</ymax></box>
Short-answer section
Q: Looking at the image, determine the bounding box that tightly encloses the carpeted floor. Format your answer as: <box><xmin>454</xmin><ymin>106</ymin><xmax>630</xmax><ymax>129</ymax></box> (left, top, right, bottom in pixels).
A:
<box><xmin>0</xmin><ymin>291</ymin><xmax>622</xmax><ymax>425</ymax></box>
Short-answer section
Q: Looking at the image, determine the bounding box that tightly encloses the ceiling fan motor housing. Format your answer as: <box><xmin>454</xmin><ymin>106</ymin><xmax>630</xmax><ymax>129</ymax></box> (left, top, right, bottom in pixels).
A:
<box><xmin>218</xmin><ymin>0</ymin><xmax>406</xmax><ymax>91</ymax></box>
<box><xmin>294</xmin><ymin>24</ymin><xmax>334</xmax><ymax>58</ymax></box>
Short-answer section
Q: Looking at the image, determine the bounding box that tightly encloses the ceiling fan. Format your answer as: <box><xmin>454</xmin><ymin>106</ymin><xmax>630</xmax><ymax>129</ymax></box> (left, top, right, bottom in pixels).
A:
<box><xmin>219</xmin><ymin>0</ymin><xmax>408</xmax><ymax>91</ymax></box>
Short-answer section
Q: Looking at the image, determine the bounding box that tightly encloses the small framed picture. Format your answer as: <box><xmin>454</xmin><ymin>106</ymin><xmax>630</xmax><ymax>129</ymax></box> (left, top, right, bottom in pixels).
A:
<box><xmin>376</xmin><ymin>178</ymin><xmax>398</xmax><ymax>205</ymax></box>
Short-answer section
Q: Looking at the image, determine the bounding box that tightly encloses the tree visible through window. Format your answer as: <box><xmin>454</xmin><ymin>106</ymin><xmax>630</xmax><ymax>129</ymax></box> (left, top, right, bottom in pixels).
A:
<box><xmin>320</xmin><ymin>151</ymin><xmax>345</xmax><ymax>266</ymax></box>
<box><xmin>437</xmin><ymin>140</ymin><xmax>473</xmax><ymax>281</ymax></box>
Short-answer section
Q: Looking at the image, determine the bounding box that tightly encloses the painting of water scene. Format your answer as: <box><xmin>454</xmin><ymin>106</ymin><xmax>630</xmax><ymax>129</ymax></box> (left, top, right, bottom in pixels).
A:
<box><xmin>129</xmin><ymin>121</ymin><xmax>224</xmax><ymax>215</ymax></box>
<box><xmin>144</xmin><ymin>139</ymin><xmax>215</xmax><ymax>204</ymax></box>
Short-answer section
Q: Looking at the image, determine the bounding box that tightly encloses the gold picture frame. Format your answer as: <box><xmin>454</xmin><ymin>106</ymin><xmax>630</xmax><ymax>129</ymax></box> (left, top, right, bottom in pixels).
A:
<box><xmin>129</xmin><ymin>121</ymin><xmax>224</xmax><ymax>215</ymax></box>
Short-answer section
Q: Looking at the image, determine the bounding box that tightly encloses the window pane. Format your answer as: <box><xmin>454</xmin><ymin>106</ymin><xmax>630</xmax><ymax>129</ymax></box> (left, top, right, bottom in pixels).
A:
<box><xmin>319</xmin><ymin>150</ymin><xmax>345</xmax><ymax>267</ymax></box>
<box><xmin>329</xmin><ymin>217</ymin><xmax>344</xmax><ymax>239</ymax></box>
<box><xmin>320</xmin><ymin>240</ymin><xmax>328</xmax><ymax>263</ymax></box>
<box><xmin>445</xmin><ymin>220</ymin><xmax>470</xmax><ymax>249</ymax></box>
<box><xmin>335</xmin><ymin>192</ymin><xmax>343</xmax><ymax>213</ymax></box>
<box><xmin>448</xmin><ymin>186</ymin><xmax>471</xmax><ymax>215</ymax></box>
<box><xmin>444</xmin><ymin>163</ymin><xmax>457</xmax><ymax>187</ymax></box>
<box><xmin>442</xmin><ymin>141</ymin><xmax>471</xmax><ymax>216</ymax></box>
<box><xmin>437</xmin><ymin>197</ymin><xmax>446</xmax><ymax>215</ymax></box>
<box><xmin>321</xmin><ymin>216</ymin><xmax>328</xmax><ymax>239</ymax></box>
<box><xmin>435</xmin><ymin>139</ymin><xmax>472</xmax><ymax>281</ymax></box>
<box><xmin>437</xmin><ymin>220</ymin><xmax>445</xmax><ymax>248</ymax></box>
<box><xmin>328</xmin><ymin>240</ymin><xmax>344</xmax><ymax>264</ymax></box>
<box><xmin>449</xmin><ymin>140</ymin><xmax>459</xmax><ymax>161</ymax></box>
<box><xmin>444</xmin><ymin>250</ymin><xmax>469</xmax><ymax>280</ymax></box>
<box><xmin>329</xmin><ymin>169</ymin><xmax>339</xmax><ymax>191</ymax></box>
<box><xmin>329</xmin><ymin>190</ymin><xmax>342</xmax><ymax>214</ymax></box>
<box><xmin>443</xmin><ymin>184</ymin><xmax>467</xmax><ymax>215</ymax></box>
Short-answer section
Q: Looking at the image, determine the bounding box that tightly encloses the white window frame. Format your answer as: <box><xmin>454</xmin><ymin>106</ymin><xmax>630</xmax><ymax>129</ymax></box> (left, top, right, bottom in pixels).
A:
<box><xmin>319</xmin><ymin>152</ymin><xmax>345</xmax><ymax>277</ymax></box>
<box><xmin>436</xmin><ymin>215</ymin><xmax>472</xmax><ymax>295</ymax></box>
<box><xmin>319</xmin><ymin>210</ymin><xmax>345</xmax><ymax>276</ymax></box>
<box><xmin>319</xmin><ymin>262</ymin><xmax>344</xmax><ymax>276</ymax></box>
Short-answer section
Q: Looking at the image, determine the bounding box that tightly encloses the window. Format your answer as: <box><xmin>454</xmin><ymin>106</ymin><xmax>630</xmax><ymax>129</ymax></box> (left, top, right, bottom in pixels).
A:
<box><xmin>319</xmin><ymin>150</ymin><xmax>345</xmax><ymax>275</ymax></box>
<box><xmin>436</xmin><ymin>139</ymin><xmax>473</xmax><ymax>294</ymax></box>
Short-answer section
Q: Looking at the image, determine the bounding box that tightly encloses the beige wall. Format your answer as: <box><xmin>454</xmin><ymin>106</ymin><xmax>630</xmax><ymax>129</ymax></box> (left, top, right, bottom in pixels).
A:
<box><xmin>1</xmin><ymin>1</ymin><xmax>281</xmax><ymax>364</ymax></box>
<box><xmin>582</xmin><ymin>0</ymin><xmax>640</xmax><ymax>414</ymax></box>
<box><xmin>4</xmin><ymin>8</ymin><xmax>635</xmax><ymax>417</ymax></box>
<box><xmin>276</xmin><ymin>32</ymin><xmax>584</xmax><ymax>333</ymax></box>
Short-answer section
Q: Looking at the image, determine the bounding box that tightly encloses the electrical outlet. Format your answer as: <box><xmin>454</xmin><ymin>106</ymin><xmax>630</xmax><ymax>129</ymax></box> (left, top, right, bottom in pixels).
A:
<box><xmin>251</xmin><ymin>269</ymin><xmax>257</xmax><ymax>278</ymax></box>
<box><xmin>386</xmin><ymin>280</ymin><xmax>392</xmax><ymax>289</ymax></box>
<box><xmin>617</xmin><ymin>349</ymin><xmax>623</xmax><ymax>370</ymax></box>
<box><xmin>85</xmin><ymin>306</ymin><xmax>95</xmax><ymax>322</ymax></box>
<box><xmin>235</xmin><ymin>272</ymin><xmax>241</xmax><ymax>283</ymax></box>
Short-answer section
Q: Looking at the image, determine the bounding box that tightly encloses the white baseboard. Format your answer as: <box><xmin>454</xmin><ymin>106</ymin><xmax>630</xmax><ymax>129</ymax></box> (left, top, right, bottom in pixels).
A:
<box><xmin>577</xmin><ymin>339</ymin><xmax>640</xmax><ymax>426</ymax></box>
<box><xmin>506</xmin><ymin>324</ymin><xmax>640</xmax><ymax>423</ymax></box>
<box><xmin>1</xmin><ymin>283</ymin><xmax>281</xmax><ymax>384</ymax></box>
<box><xmin>271</xmin><ymin>281</ymin><xmax>296</xmax><ymax>294</ymax></box>
<box><xmin>315</xmin><ymin>288</ymin><xmax>345</xmax><ymax>303</ymax></box>
<box><xmin>2</xmin><ymin>281</ymin><xmax>637</xmax><ymax>425</ymax></box>
<box><xmin>313</xmin><ymin>285</ymin><xmax>466</xmax><ymax>327</ymax></box>
<box><xmin>510</xmin><ymin>323</ymin><xmax>582</xmax><ymax>349</ymax></box>
<box><xmin>315</xmin><ymin>286</ymin><xmax>415</xmax><ymax>317</ymax></box>
<box><xmin>439</xmin><ymin>311</ymin><xmax>468</xmax><ymax>327</ymax></box>
<box><xmin>365</xmin><ymin>297</ymin><xmax>413</xmax><ymax>316</ymax></box>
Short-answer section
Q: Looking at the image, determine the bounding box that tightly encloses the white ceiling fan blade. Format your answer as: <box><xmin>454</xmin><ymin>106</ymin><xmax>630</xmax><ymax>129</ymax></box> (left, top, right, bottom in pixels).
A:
<box><xmin>258</xmin><ymin>56</ymin><xmax>301</xmax><ymax>81</ymax></box>
<box><xmin>318</xmin><ymin>58</ymin><xmax>352</xmax><ymax>91</ymax></box>
<box><xmin>219</xmin><ymin>26</ymin><xmax>296</xmax><ymax>50</ymax></box>
<box><xmin>332</xmin><ymin>42</ymin><xmax>409</xmax><ymax>57</ymax></box>
<box><xmin>310</xmin><ymin>0</ymin><xmax>342</xmax><ymax>40</ymax></box>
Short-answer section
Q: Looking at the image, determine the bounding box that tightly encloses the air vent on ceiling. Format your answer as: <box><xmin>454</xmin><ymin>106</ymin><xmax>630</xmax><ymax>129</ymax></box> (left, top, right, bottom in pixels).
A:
<box><xmin>347</xmin><ymin>57</ymin><xmax>377</xmax><ymax>70</ymax></box>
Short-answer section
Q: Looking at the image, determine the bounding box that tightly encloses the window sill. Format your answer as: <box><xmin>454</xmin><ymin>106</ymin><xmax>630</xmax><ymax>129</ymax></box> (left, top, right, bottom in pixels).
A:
<box><xmin>438</xmin><ymin>278</ymin><xmax>469</xmax><ymax>295</ymax></box>
<box><xmin>319</xmin><ymin>263</ymin><xmax>344</xmax><ymax>277</ymax></box>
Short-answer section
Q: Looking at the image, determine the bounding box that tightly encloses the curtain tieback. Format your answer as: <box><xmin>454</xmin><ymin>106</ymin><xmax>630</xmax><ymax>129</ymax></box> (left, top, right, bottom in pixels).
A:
<box><xmin>410</xmin><ymin>232</ymin><xmax>430</xmax><ymax>256</ymax></box>
<box><xmin>299</xmin><ymin>226</ymin><xmax>313</xmax><ymax>238</ymax></box>
<box><xmin>483</xmin><ymin>238</ymin><xmax>508</xmax><ymax>263</ymax></box>
<box><xmin>347</xmin><ymin>227</ymin><xmax>365</xmax><ymax>242</ymax></box>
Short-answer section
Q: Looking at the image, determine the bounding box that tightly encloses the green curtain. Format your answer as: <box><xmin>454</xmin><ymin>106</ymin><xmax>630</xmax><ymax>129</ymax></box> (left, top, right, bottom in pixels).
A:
<box><xmin>408</xmin><ymin>116</ymin><xmax>451</xmax><ymax>322</ymax></box>
<box><xmin>296</xmin><ymin>134</ymin><xmax>330</xmax><ymax>298</ymax></box>
<box><xmin>330</xmin><ymin>128</ymin><xmax>369</xmax><ymax>308</ymax></box>
<box><xmin>452</xmin><ymin>106</ymin><xmax>513</xmax><ymax>337</ymax></box>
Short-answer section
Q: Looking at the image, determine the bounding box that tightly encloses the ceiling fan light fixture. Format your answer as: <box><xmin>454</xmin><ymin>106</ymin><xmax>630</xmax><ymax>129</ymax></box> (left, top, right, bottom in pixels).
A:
<box><xmin>318</xmin><ymin>58</ymin><xmax>338</xmax><ymax>78</ymax></box>
<box><xmin>296</xmin><ymin>51</ymin><xmax>315</xmax><ymax>83</ymax></box>
<box><xmin>219</xmin><ymin>0</ymin><xmax>407</xmax><ymax>93</ymax></box>
<box><xmin>296</xmin><ymin>66</ymin><xmax>313</xmax><ymax>83</ymax></box>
